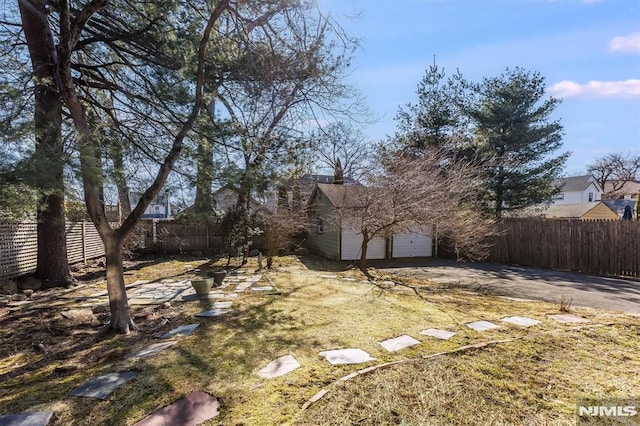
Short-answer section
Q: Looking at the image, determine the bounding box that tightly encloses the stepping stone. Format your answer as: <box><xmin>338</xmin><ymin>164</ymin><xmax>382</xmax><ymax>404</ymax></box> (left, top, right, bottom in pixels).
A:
<box><xmin>133</xmin><ymin>391</ymin><xmax>219</xmax><ymax>426</ymax></box>
<box><xmin>501</xmin><ymin>316</ymin><xmax>541</xmax><ymax>327</ymax></box>
<box><xmin>342</xmin><ymin>277</ymin><xmax>357</xmax><ymax>282</ymax></box>
<box><xmin>548</xmin><ymin>314</ymin><xmax>589</xmax><ymax>323</ymax></box>
<box><xmin>251</xmin><ymin>286</ymin><xmax>274</xmax><ymax>291</ymax></box>
<box><xmin>320</xmin><ymin>275</ymin><xmax>337</xmax><ymax>279</ymax></box>
<box><xmin>69</xmin><ymin>371</ymin><xmax>138</xmax><ymax>399</ymax></box>
<box><xmin>162</xmin><ymin>324</ymin><xmax>200</xmax><ymax>339</ymax></box>
<box><xmin>196</xmin><ymin>309</ymin><xmax>232</xmax><ymax>318</ymax></box>
<box><xmin>0</xmin><ymin>411</ymin><xmax>53</xmax><ymax>426</ymax></box>
<box><xmin>256</xmin><ymin>355</ymin><xmax>300</xmax><ymax>379</ymax></box>
<box><xmin>127</xmin><ymin>341</ymin><xmax>178</xmax><ymax>359</ymax></box>
<box><xmin>379</xmin><ymin>335</ymin><xmax>421</xmax><ymax>352</ymax></box>
<box><xmin>420</xmin><ymin>328</ymin><xmax>457</xmax><ymax>340</ymax></box>
<box><xmin>466</xmin><ymin>320</ymin><xmax>500</xmax><ymax>331</ymax></box>
<box><xmin>234</xmin><ymin>283</ymin><xmax>253</xmax><ymax>292</ymax></box>
<box><xmin>181</xmin><ymin>293</ymin><xmax>227</xmax><ymax>301</ymax></box>
<box><xmin>213</xmin><ymin>301</ymin><xmax>233</xmax><ymax>309</ymax></box>
<box><xmin>319</xmin><ymin>348</ymin><xmax>375</xmax><ymax>365</ymax></box>
<box><xmin>245</xmin><ymin>275</ymin><xmax>262</xmax><ymax>283</ymax></box>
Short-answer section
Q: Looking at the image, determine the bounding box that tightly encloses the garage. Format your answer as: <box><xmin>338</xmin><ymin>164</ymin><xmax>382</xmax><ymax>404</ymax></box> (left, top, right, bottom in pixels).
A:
<box><xmin>340</xmin><ymin>227</ymin><xmax>386</xmax><ymax>260</ymax></box>
<box><xmin>392</xmin><ymin>231</ymin><xmax>432</xmax><ymax>258</ymax></box>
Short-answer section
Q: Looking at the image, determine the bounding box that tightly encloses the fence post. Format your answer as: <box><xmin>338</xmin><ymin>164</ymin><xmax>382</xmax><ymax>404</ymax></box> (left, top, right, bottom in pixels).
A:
<box><xmin>152</xmin><ymin>220</ymin><xmax>158</xmax><ymax>244</ymax></box>
<box><xmin>82</xmin><ymin>221</ymin><xmax>87</xmax><ymax>264</ymax></box>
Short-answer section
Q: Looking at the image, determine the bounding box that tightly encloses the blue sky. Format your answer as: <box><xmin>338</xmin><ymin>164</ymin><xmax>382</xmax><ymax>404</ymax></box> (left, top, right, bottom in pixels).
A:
<box><xmin>316</xmin><ymin>0</ymin><xmax>640</xmax><ymax>175</ymax></box>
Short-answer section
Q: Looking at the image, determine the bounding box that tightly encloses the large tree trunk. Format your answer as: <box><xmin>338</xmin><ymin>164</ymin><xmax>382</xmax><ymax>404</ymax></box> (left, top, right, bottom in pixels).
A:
<box><xmin>104</xmin><ymin>233</ymin><xmax>135</xmax><ymax>333</ymax></box>
<box><xmin>19</xmin><ymin>0</ymin><xmax>72</xmax><ymax>288</ymax></box>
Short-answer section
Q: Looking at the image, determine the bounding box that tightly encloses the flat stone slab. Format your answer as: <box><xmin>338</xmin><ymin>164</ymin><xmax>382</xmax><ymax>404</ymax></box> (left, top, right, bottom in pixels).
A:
<box><xmin>319</xmin><ymin>348</ymin><xmax>375</xmax><ymax>365</ymax></box>
<box><xmin>180</xmin><ymin>292</ymin><xmax>228</xmax><ymax>301</ymax></box>
<box><xmin>69</xmin><ymin>371</ymin><xmax>138</xmax><ymax>399</ymax></box>
<box><xmin>342</xmin><ymin>277</ymin><xmax>357</xmax><ymax>282</ymax></box>
<box><xmin>548</xmin><ymin>314</ymin><xmax>589</xmax><ymax>323</ymax></box>
<box><xmin>133</xmin><ymin>391</ymin><xmax>219</xmax><ymax>426</ymax></box>
<box><xmin>379</xmin><ymin>335</ymin><xmax>421</xmax><ymax>352</ymax></box>
<box><xmin>234</xmin><ymin>283</ymin><xmax>253</xmax><ymax>292</ymax></box>
<box><xmin>245</xmin><ymin>275</ymin><xmax>262</xmax><ymax>283</ymax></box>
<box><xmin>127</xmin><ymin>341</ymin><xmax>178</xmax><ymax>359</ymax></box>
<box><xmin>256</xmin><ymin>355</ymin><xmax>301</xmax><ymax>379</ymax></box>
<box><xmin>161</xmin><ymin>324</ymin><xmax>200</xmax><ymax>339</ymax></box>
<box><xmin>420</xmin><ymin>328</ymin><xmax>457</xmax><ymax>340</ymax></box>
<box><xmin>0</xmin><ymin>411</ymin><xmax>53</xmax><ymax>426</ymax></box>
<box><xmin>251</xmin><ymin>286</ymin><xmax>274</xmax><ymax>291</ymax></box>
<box><xmin>320</xmin><ymin>275</ymin><xmax>337</xmax><ymax>279</ymax></box>
<box><xmin>466</xmin><ymin>320</ymin><xmax>500</xmax><ymax>331</ymax></box>
<box><xmin>195</xmin><ymin>309</ymin><xmax>232</xmax><ymax>318</ymax></box>
<box><xmin>212</xmin><ymin>301</ymin><xmax>232</xmax><ymax>309</ymax></box>
<box><xmin>501</xmin><ymin>316</ymin><xmax>541</xmax><ymax>327</ymax></box>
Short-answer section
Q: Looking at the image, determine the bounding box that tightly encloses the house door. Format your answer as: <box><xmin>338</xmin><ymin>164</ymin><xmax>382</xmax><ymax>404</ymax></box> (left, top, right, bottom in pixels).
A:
<box><xmin>340</xmin><ymin>227</ymin><xmax>386</xmax><ymax>260</ymax></box>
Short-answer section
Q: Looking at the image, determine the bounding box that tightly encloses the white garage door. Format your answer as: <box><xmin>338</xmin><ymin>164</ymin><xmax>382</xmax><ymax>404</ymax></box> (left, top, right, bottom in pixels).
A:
<box><xmin>392</xmin><ymin>231</ymin><xmax>432</xmax><ymax>258</ymax></box>
<box><xmin>341</xmin><ymin>228</ymin><xmax>386</xmax><ymax>260</ymax></box>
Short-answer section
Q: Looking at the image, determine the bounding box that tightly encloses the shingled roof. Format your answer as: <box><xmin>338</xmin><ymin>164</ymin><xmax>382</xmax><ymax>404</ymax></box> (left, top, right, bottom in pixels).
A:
<box><xmin>311</xmin><ymin>183</ymin><xmax>374</xmax><ymax>209</ymax></box>
<box><xmin>553</xmin><ymin>175</ymin><xmax>600</xmax><ymax>192</ymax></box>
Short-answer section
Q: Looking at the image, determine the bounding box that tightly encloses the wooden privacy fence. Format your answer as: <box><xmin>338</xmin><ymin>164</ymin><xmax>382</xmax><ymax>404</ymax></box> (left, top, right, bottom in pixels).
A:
<box><xmin>141</xmin><ymin>221</ymin><xmax>224</xmax><ymax>253</ymax></box>
<box><xmin>489</xmin><ymin>218</ymin><xmax>640</xmax><ymax>278</ymax></box>
<box><xmin>0</xmin><ymin>221</ymin><xmax>105</xmax><ymax>280</ymax></box>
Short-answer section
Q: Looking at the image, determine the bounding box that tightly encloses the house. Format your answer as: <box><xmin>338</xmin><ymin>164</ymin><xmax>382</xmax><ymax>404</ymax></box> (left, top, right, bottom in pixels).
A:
<box><xmin>211</xmin><ymin>187</ymin><xmax>263</xmax><ymax>215</ymax></box>
<box><xmin>129</xmin><ymin>191</ymin><xmax>175</xmax><ymax>219</ymax></box>
<box><xmin>527</xmin><ymin>202</ymin><xmax>619</xmax><ymax>220</ymax></box>
<box><xmin>306</xmin><ymin>183</ymin><xmax>432</xmax><ymax>260</ymax></box>
<box><xmin>603</xmin><ymin>180</ymin><xmax>640</xmax><ymax>200</ymax></box>
<box><xmin>551</xmin><ymin>175</ymin><xmax>602</xmax><ymax>204</ymax></box>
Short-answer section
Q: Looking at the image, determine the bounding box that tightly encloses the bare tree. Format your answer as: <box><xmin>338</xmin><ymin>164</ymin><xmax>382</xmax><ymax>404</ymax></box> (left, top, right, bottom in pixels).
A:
<box><xmin>587</xmin><ymin>152</ymin><xmax>640</xmax><ymax>196</ymax></box>
<box><xmin>332</xmin><ymin>149</ymin><xmax>495</xmax><ymax>272</ymax></box>
<box><xmin>312</xmin><ymin>122</ymin><xmax>372</xmax><ymax>183</ymax></box>
<box><xmin>262</xmin><ymin>207</ymin><xmax>307</xmax><ymax>269</ymax></box>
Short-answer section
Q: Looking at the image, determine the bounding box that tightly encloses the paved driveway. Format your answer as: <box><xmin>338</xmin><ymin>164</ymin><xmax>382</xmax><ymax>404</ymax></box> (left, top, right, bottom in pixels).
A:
<box><xmin>376</xmin><ymin>260</ymin><xmax>640</xmax><ymax>315</ymax></box>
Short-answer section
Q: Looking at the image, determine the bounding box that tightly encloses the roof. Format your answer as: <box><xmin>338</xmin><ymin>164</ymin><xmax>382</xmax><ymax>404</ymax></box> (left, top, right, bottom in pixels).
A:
<box><xmin>603</xmin><ymin>199</ymin><xmax>636</xmax><ymax>215</ymax></box>
<box><xmin>554</xmin><ymin>175</ymin><xmax>600</xmax><ymax>192</ymax></box>
<box><xmin>603</xmin><ymin>180</ymin><xmax>640</xmax><ymax>198</ymax></box>
<box><xmin>311</xmin><ymin>183</ymin><xmax>373</xmax><ymax>209</ymax></box>
<box><xmin>532</xmin><ymin>202</ymin><xmax>616</xmax><ymax>219</ymax></box>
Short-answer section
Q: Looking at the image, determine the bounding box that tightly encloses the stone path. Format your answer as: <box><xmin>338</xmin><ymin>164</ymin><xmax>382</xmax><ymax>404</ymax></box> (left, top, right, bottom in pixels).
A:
<box><xmin>69</xmin><ymin>372</ymin><xmax>138</xmax><ymax>399</ymax></box>
<box><xmin>0</xmin><ymin>411</ymin><xmax>53</xmax><ymax>426</ymax></box>
<box><xmin>5</xmin><ymin>267</ymin><xmax>596</xmax><ymax>423</ymax></box>
<box><xmin>133</xmin><ymin>392</ymin><xmax>219</xmax><ymax>426</ymax></box>
<box><xmin>256</xmin><ymin>355</ymin><xmax>301</xmax><ymax>379</ymax></box>
<box><xmin>319</xmin><ymin>348</ymin><xmax>376</xmax><ymax>365</ymax></box>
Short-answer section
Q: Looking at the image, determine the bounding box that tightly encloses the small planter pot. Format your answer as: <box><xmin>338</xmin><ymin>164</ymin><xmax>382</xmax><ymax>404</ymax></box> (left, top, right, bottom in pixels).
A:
<box><xmin>190</xmin><ymin>278</ymin><xmax>214</xmax><ymax>295</ymax></box>
<box><xmin>212</xmin><ymin>271</ymin><xmax>227</xmax><ymax>287</ymax></box>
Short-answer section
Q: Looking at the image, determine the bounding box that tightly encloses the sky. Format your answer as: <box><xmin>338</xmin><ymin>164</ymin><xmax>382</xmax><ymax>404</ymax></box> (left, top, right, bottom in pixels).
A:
<box><xmin>315</xmin><ymin>0</ymin><xmax>640</xmax><ymax>175</ymax></box>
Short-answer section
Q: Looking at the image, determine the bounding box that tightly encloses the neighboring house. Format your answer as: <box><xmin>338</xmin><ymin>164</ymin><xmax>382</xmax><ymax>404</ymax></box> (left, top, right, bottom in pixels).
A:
<box><xmin>130</xmin><ymin>192</ymin><xmax>175</xmax><ymax>219</ymax></box>
<box><xmin>603</xmin><ymin>180</ymin><xmax>640</xmax><ymax>200</ymax></box>
<box><xmin>286</xmin><ymin>174</ymin><xmax>360</xmax><ymax>208</ymax></box>
<box><xmin>551</xmin><ymin>175</ymin><xmax>602</xmax><ymax>204</ymax></box>
<box><xmin>527</xmin><ymin>202</ymin><xmax>619</xmax><ymax>220</ymax></box>
<box><xmin>211</xmin><ymin>187</ymin><xmax>263</xmax><ymax>215</ymax></box>
<box><xmin>603</xmin><ymin>199</ymin><xmax>637</xmax><ymax>218</ymax></box>
<box><xmin>306</xmin><ymin>183</ymin><xmax>432</xmax><ymax>261</ymax></box>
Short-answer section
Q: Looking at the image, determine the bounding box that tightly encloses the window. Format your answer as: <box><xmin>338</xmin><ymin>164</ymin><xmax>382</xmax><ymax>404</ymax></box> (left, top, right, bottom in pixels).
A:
<box><xmin>588</xmin><ymin>192</ymin><xmax>594</xmax><ymax>202</ymax></box>
<box><xmin>317</xmin><ymin>218</ymin><xmax>324</xmax><ymax>234</ymax></box>
<box><xmin>551</xmin><ymin>193</ymin><xmax>564</xmax><ymax>201</ymax></box>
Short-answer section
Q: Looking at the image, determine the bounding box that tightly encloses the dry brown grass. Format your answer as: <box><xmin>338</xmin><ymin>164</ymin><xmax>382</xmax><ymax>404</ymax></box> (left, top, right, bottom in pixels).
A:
<box><xmin>0</xmin><ymin>255</ymin><xmax>638</xmax><ymax>425</ymax></box>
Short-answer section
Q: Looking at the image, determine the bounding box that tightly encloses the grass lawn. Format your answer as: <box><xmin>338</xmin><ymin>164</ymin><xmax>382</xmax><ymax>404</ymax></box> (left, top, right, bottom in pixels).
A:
<box><xmin>1</xmin><ymin>256</ymin><xmax>638</xmax><ymax>425</ymax></box>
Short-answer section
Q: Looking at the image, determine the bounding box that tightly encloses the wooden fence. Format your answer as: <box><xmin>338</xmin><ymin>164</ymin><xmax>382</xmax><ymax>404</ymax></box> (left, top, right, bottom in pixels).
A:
<box><xmin>489</xmin><ymin>218</ymin><xmax>640</xmax><ymax>278</ymax></box>
<box><xmin>140</xmin><ymin>221</ymin><xmax>267</xmax><ymax>253</ymax></box>
<box><xmin>0</xmin><ymin>221</ymin><xmax>105</xmax><ymax>280</ymax></box>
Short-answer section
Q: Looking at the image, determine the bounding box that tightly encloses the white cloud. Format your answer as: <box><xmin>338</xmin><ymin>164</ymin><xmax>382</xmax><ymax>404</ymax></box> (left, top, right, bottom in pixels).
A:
<box><xmin>609</xmin><ymin>33</ymin><xmax>640</xmax><ymax>53</ymax></box>
<box><xmin>548</xmin><ymin>79</ymin><xmax>640</xmax><ymax>99</ymax></box>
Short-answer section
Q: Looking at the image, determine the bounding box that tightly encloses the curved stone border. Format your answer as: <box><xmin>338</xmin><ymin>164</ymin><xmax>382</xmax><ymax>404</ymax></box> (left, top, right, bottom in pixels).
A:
<box><xmin>299</xmin><ymin>322</ymin><xmax>613</xmax><ymax>411</ymax></box>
